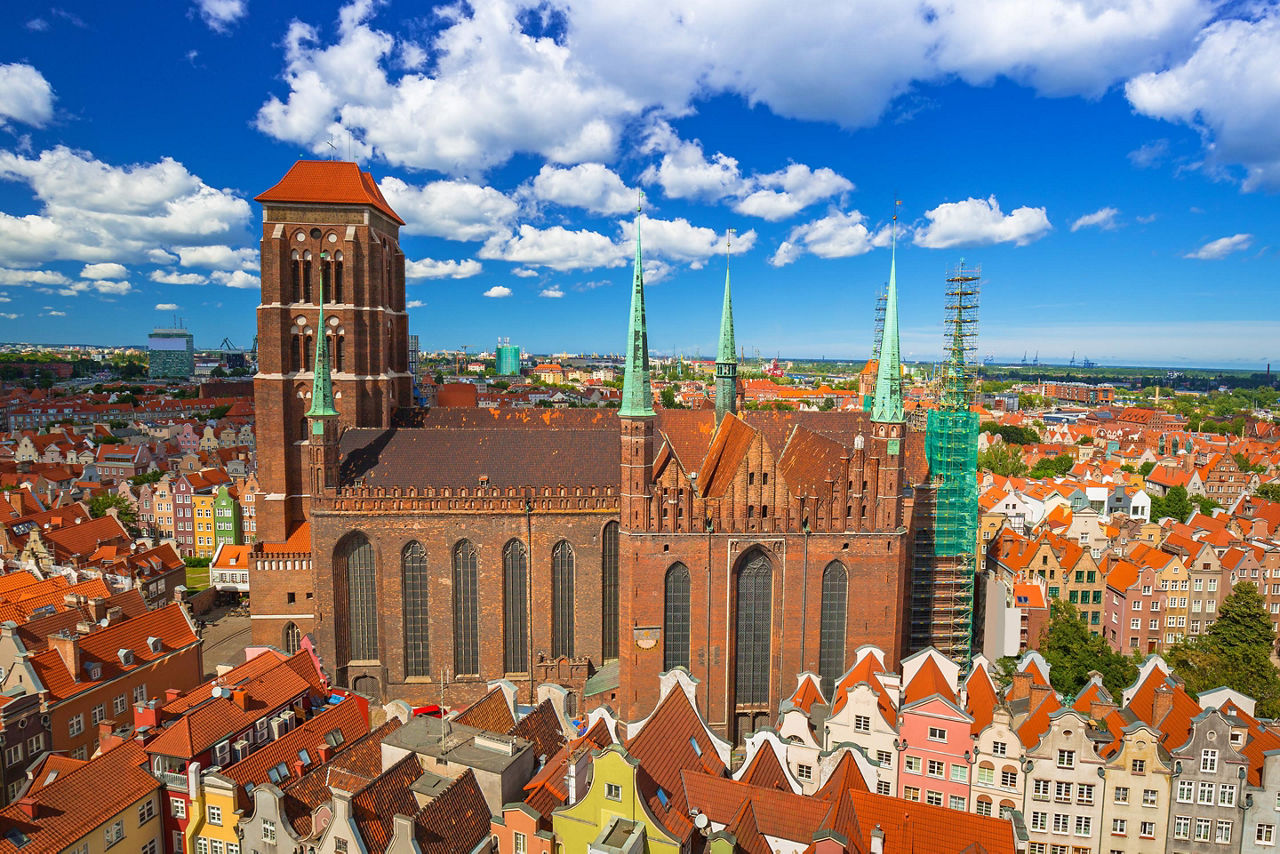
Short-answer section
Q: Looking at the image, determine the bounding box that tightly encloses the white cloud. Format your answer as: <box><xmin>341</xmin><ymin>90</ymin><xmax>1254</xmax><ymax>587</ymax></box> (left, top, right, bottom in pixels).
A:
<box><xmin>530</xmin><ymin>163</ymin><xmax>635</xmax><ymax>215</ymax></box>
<box><xmin>620</xmin><ymin>216</ymin><xmax>756</xmax><ymax>267</ymax></box>
<box><xmin>0</xmin><ymin>64</ymin><xmax>54</xmax><ymax>129</ymax></box>
<box><xmin>176</xmin><ymin>245</ymin><xmax>257</xmax><ymax>271</ymax></box>
<box><xmin>58</xmin><ymin>280</ymin><xmax>133</xmax><ymax>297</ymax></box>
<box><xmin>483</xmin><ymin>285</ymin><xmax>513</xmax><ymax>298</ymax></box>
<box><xmin>511</xmin><ymin>268</ymin><xmax>538</xmax><ymax>278</ymax></box>
<box><xmin>0</xmin><ymin>313</ymin><xmax>18</xmax><ymax>320</ymax></box>
<box><xmin>380</xmin><ymin>177</ymin><xmax>517</xmax><ymax>241</ymax></box>
<box><xmin>211</xmin><ymin>270</ymin><xmax>260</xmax><ymax>289</ymax></box>
<box><xmin>80</xmin><ymin>262</ymin><xmax>128</xmax><ymax>279</ymax></box>
<box><xmin>155</xmin><ymin>303</ymin><xmax>179</xmax><ymax>311</ymax></box>
<box><xmin>733</xmin><ymin>164</ymin><xmax>853</xmax><ymax>221</ymax></box>
<box><xmin>640</xmin><ymin>124</ymin><xmax>745</xmax><ymax>202</ymax></box>
<box><xmin>1184</xmin><ymin>233</ymin><xmax>1252</xmax><ymax>260</ymax></box>
<box><xmin>406</xmin><ymin>299</ymin><xmax>426</xmax><ymax>308</ymax></box>
<box><xmin>1070</xmin><ymin>207</ymin><xmax>1119</xmax><ymax>232</ymax></box>
<box><xmin>770</xmin><ymin>210</ymin><xmax>893</xmax><ymax>266</ymax></box>
<box><xmin>43</xmin><ymin>310</ymin><xmax>65</xmax><ymax>317</ymax></box>
<box><xmin>405</xmin><ymin>257</ymin><xmax>483</xmax><ymax>280</ymax></box>
<box><xmin>1128</xmin><ymin>139</ymin><xmax>1170</xmax><ymax>169</ymax></box>
<box><xmin>539</xmin><ymin>285</ymin><xmax>564</xmax><ymax>298</ymax></box>
<box><xmin>150</xmin><ymin>270</ymin><xmax>208</xmax><ymax>285</ymax></box>
<box><xmin>1127</xmin><ymin>10</ymin><xmax>1280</xmax><ymax>190</ymax></box>
<box><xmin>0</xmin><ymin>147</ymin><xmax>251</xmax><ymax>267</ymax></box>
<box><xmin>257</xmin><ymin>0</ymin><xmax>636</xmax><ymax>174</ymax></box>
<box><xmin>0</xmin><ymin>268</ymin><xmax>70</xmax><ymax>286</ymax></box>
<box><xmin>914</xmin><ymin>196</ymin><xmax>1051</xmax><ymax>249</ymax></box>
<box><xmin>26</xmin><ymin>19</ymin><xmax>48</xmax><ymax>32</ymax></box>
<box><xmin>147</xmin><ymin>249</ymin><xmax>179</xmax><ymax>264</ymax></box>
<box><xmin>480</xmin><ymin>224</ymin><xmax>622</xmax><ymax>271</ymax></box>
<box><xmin>194</xmin><ymin>0</ymin><xmax>246</xmax><ymax>33</ymax></box>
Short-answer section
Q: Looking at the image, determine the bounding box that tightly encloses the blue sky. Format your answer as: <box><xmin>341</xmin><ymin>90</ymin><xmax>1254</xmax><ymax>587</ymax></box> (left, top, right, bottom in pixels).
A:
<box><xmin>0</xmin><ymin>1</ymin><xmax>1278</xmax><ymax>367</ymax></box>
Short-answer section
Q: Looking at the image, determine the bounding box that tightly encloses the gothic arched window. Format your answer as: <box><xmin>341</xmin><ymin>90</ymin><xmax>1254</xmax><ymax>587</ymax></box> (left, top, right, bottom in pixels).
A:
<box><xmin>819</xmin><ymin>561</ymin><xmax>848</xmax><ymax>697</ymax></box>
<box><xmin>338</xmin><ymin>533</ymin><xmax>377</xmax><ymax>661</ymax></box>
<box><xmin>453</xmin><ymin>540</ymin><xmax>479</xmax><ymax>675</ymax></box>
<box><xmin>402</xmin><ymin>542</ymin><xmax>429</xmax><ymax>677</ymax></box>
<box><xmin>664</xmin><ymin>563</ymin><xmax>691</xmax><ymax>671</ymax></box>
<box><xmin>601</xmin><ymin>522</ymin><xmax>619</xmax><ymax>661</ymax></box>
<box><xmin>552</xmin><ymin>541</ymin><xmax>575</xmax><ymax>659</ymax></box>
<box><xmin>735</xmin><ymin>551</ymin><xmax>772</xmax><ymax>705</ymax></box>
<box><xmin>503</xmin><ymin>540</ymin><xmax>529</xmax><ymax>673</ymax></box>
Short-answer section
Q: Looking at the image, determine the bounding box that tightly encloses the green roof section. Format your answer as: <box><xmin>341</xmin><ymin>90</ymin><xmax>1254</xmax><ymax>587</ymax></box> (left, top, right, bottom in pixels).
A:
<box><xmin>306</xmin><ymin>264</ymin><xmax>339</xmax><ymax>424</ymax></box>
<box><xmin>619</xmin><ymin>214</ymin><xmax>654</xmax><ymax>418</ymax></box>
<box><xmin>871</xmin><ymin>221</ymin><xmax>905</xmax><ymax>424</ymax></box>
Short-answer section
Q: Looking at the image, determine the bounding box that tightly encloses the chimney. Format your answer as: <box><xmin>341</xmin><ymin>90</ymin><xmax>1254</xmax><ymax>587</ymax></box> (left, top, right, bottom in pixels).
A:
<box><xmin>1029</xmin><ymin>682</ymin><xmax>1055</xmax><ymax>713</ymax></box>
<box><xmin>165</xmin><ymin>687</ymin><xmax>183</xmax><ymax>703</ymax></box>
<box><xmin>48</xmin><ymin>632</ymin><xmax>81</xmax><ymax>680</ymax></box>
<box><xmin>231</xmin><ymin>689</ymin><xmax>249</xmax><ymax>711</ymax></box>
<box><xmin>870</xmin><ymin>825</ymin><xmax>886</xmax><ymax>854</ymax></box>
<box><xmin>1008</xmin><ymin>671</ymin><xmax>1033</xmax><ymax>703</ymax></box>
<box><xmin>105</xmin><ymin>606</ymin><xmax>124</xmax><ymax>625</ymax></box>
<box><xmin>87</xmin><ymin>597</ymin><xmax>107</xmax><ymax>622</ymax></box>
<box><xmin>14</xmin><ymin>798</ymin><xmax>38</xmax><ymax>820</ymax></box>
<box><xmin>1090</xmin><ymin>699</ymin><xmax>1118</xmax><ymax>721</ymax></box>
<box><xmin>134</xmin><ymin>699</ymin><xmax>161</xmax><ymax>730</ymax></box>
<box><xmin>292</xmin><ymin>759</ymin><xmax>306</xmax><ymax>778</ymax></box>
<box><xmin>315</xmin><ymin>743</ymin><xmax>333</xmax><ymax>764</ymax></box>
<box><xmin>1153</xmin><ymin>685</ymin><xmax>1175</xmax><ymax>727</ymax></box>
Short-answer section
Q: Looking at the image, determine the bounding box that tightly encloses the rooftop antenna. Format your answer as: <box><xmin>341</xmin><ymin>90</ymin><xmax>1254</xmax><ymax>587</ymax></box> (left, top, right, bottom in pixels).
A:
<box><xmin>325</xmin><ymin>138</ymin><xmax>338</xmax><ymax>161</ymax></box>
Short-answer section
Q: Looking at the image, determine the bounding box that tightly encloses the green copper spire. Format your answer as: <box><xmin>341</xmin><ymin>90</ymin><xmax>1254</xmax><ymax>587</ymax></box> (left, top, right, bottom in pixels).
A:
<box><xmin>306</xmin><ymin>261</ymin><xmax>338</xmax><ymax>425</ymax></box>
<box><xmin>872</xmin><ymin>210</ymin><xmax>904</xmax><ymax>423</ymax></box>
<box><xmin>619</xmin><ymin>206</ymin><xmax>654</xmax><ymax>418</ymax></box>
<box><xmin>715</xmin><ymin>229</ymin><xmax>738</xmax><ymax>424</ymax></box>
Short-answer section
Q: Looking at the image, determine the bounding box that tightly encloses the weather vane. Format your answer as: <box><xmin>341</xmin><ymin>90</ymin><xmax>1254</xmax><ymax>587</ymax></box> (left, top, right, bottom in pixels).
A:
<box><xmin>726</xmin><ymin>227</ymin><xmax>736</xmax><ymax>258</ymax></box>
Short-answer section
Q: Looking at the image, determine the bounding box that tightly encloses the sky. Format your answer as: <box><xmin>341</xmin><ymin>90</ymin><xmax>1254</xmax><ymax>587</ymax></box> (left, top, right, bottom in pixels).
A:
<box><xmin>0</xmin><ymin>1</ymin><xmax>1278</xmax><ymax>368</ymax></box>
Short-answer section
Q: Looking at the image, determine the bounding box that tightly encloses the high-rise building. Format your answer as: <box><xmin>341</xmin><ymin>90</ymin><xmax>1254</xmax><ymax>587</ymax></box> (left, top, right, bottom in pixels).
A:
<box><xmin>496</xmin><ymin>339</ymin><xmax>520</xmax><ymax>376</ymax></box>
<box><xmin>148</xmin><ymin>327</ymin><xmax>194</xmax><ymax>378</ymax></box>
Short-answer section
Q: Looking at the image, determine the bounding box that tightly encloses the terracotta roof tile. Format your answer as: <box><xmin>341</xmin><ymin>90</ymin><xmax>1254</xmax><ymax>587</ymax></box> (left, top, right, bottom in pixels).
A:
<box><xmin>453</xmin><ymin>687</ymin><xmax>515</xmax><ymax>734</ymax></box>
<box><xmin>786</xmin><ymin>673</ymin><xmax>826</xmax><ymax>715</ymax></box>
<box><xmin>738</xmin><ymin>739</ymin><xmax>792</xmax><ymax>791</ymax></box>
<box><xmin>255</xmin><ymin>160</ymin><xmax>405</xmax><ymax>225</ymax></box>
<box><xmin>222</xmin><ymin>696</ymin><xmax>369</xmax><ymax>794</ymax></box>
<box><xmin>282</xmin><ymin>718</ymin><xmax>401</xmax><ymax>837</ymax></box>
<box><xmin>903</xmin><ymin>655</ymin><xmax>956</xmax><ymax>705</ymax></box>
<box><xmin>507</xmin><ymin>699</ymin><xmax>565</xmax><ymax>760</ymax></box>
<box><xmin>846</xmin><ymin>788</ymin><xmax>1016</xmax><ymax>853</ymax></box>
<box><xmin>162</xmin><ymin>650</ymin><xmax>288</xmax><ymax>714</ymax></box>
<box><xmin>680</xmin><ymin>771</ymin><xmax>832</xmax><ymax>843</ymax></box>
<box><xmin>405</xmin><ymin>768</ymin><xmax>492</xmax><ymax>854</ymax></box>
<box><xmin>965</xmin><ymin>666</ymin><xmax>999</xmax><ymax>735</ymax></box>
<box><xmin>813</xmin><ymin>750</ymin><xmax>869</xmax><ymax>801</ymax></box>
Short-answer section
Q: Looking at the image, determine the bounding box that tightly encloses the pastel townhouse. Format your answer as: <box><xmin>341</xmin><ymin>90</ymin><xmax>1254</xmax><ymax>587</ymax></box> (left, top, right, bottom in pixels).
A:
<box><xmin>894</xmin><ymin>648</ymin><xmax>973</xmax><ymax>812</ymax></box>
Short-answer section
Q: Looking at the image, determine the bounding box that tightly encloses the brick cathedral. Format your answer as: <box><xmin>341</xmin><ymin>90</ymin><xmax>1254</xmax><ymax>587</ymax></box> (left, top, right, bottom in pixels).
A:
<box><xmin>248</xmin><ymin>161</ymin><xmax>929</xmax><ymax>741</ymax></box>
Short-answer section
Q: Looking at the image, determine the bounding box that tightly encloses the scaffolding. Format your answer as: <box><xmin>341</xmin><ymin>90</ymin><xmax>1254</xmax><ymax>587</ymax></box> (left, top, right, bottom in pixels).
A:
<box><xmin>871</xmin><ymin>283</ymin><xmax>888</xmax><ymax>361</ymax></box>
<box><xmin>919</xmin><ymin>262</ymin><xmax>980</xmax><ymax>663</ymax></box>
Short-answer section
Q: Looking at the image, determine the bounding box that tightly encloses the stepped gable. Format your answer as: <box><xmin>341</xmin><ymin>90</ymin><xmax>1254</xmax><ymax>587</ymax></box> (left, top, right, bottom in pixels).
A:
<box><xmin>453</xmin><ymin>686</ymin><xmax>516</xmax><ymax>734</ymax></box>
<box><xmin>737</xmin><ymin>738</ymin><xmax>792</xmax><ymax>791</ymax></box>
<box><xmin>338</xmin><ymin>409</ymin><xmax>620</xmax><ymax>491</ymax></box>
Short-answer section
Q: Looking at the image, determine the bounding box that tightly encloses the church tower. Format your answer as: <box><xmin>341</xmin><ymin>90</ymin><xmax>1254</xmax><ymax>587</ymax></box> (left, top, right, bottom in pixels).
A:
<box><xmin>619</xmin><ymin>210</ymin><xmax>655</xmax><ymax>532</ymax></box>
<box><xmin>252</xmin><ymin>161</ymin><xmax>412</xmax><ymax>541</ymax></box>
<box><xmin>871</xmin><ymin>210</ymin><xmax>907</xmax><ymax>530</ymax></box>
<box><xmin>715</xmin><ymin>231</ymin><xmax>737</xmax><ymax>425</ymax></box>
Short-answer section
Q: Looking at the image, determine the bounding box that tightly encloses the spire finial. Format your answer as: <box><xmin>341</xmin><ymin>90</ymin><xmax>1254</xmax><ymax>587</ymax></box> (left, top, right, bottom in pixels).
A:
<box><xmin>715</xmin><ymin>227</ymin><xmax>738</xmax><ymax>424</ymax></box>
<box><xmin>872</xmin><ymin>201</ymin><xmax>905</xmax><ymax>424</ymax></box>
<box><xmin>306</xmin><ymin>258</ymin><xmax>338</xmax><ymax>423</ymax></box>
<box><xmin>620</xmin><ymin>205</ymin><xmax>654</xmax><ymax>417</ymax></box>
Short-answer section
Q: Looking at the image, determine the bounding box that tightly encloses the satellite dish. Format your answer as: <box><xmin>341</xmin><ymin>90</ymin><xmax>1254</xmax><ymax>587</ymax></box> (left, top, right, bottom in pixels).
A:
<box><xmin>693</xmin><ymin>812</ymin><xmax>709</xmax><ymax>830</ymax></box>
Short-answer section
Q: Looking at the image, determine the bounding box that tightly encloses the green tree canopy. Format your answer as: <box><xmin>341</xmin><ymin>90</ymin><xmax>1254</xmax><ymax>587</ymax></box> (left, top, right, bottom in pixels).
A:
<box><xmin>1256</xmin><ymin>483</ymin><xmax>1280</xmax><ymax>503</ymax></box>
<box><xmin>1028</xmin><ymin>453</ymin><xmax>1075</xmax><ymax>479</ymax></box>
<box><xmin>1167</xmin><ymin>582</ymin><xmax>1280</xmax><ymax>717</ymax></box>
<box><xmin>1138</xmin><ymin>461</ymin><xmax>1156</xmax><ymax>477</ymax></box>
<box><xmin>1150</xmin><ymin>485</ymin><xmax>1194</xmax><ymax>522</ymax></box>
<box><xmin>980</xmin><ymin>421</ymin><xmax>1041</xmax><ymax>445</ymax></box>
<box><xmin>978</xmin><ymin>443</ymin><xmax>1028</xmax><ymax>477</ymax></box>
<box><xmin>1039</xmin><ymin>599</ymin><xmax>1138</xmax><ymax>700</ymax></box>
<box><xmin>88</xmin><ymin>492</ymin><xmax>138</xmax><ymax>534</ymax></box>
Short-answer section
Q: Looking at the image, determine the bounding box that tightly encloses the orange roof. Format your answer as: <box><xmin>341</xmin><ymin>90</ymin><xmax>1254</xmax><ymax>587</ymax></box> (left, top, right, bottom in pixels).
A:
<box><xmin>1016</xmin><ymin>692</ymin><xmax>1062</xmax><ymax>748</ymax></box>
<box><xmin>902</xmin><ymin>655</ymin><xmax>956</xmax><ymax>705</ymax></box>
<box><xmin>1126</xmin><ymin>664</ymin><xmax>1202</xmax><ymax>750</ymax></box>
<box><xmin>738</xmin><ymin>739</ymin><xmax>792</xmax><ymax>791</ymax></box>
<box><xmin>261</xmin><ymin>520</ymin><xmax>311</xmax><ymax>554</ymax></box>
<box><xmin>785</xmin><ymin>673</ymin><xmax>825</xmax><ymax>715</ymax></box>
<box><xmin>255</xmin><ymin>160</ymin><xmax>404</xmax><ymax>225</ymax></box>
<box><xmin>1013</xmin><ymin>584</ymin><xmax>1046</xmax><ymax>609</ymax></box>
<box><xmin>846</xmin><ymin>788</ymin><xmax>1016</xmax><ymax>853</ymax></box>
<box><xmin>831</xmin><ymin>652</ymin><xmax>894</xmax><ymax>725</ymax></box>
<box><xmin>965</xmin><ymin>666</ymin><xmax>998</xmax><ymax>735</ymax></box>
<box><xmin>453</xmin><ymin>686</ymin><xmax>515</xmax><ymax>734</ymax></box>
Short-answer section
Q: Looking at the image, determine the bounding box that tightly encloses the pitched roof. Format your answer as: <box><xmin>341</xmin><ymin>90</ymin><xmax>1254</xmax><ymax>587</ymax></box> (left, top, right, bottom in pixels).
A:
<box><xmin>255</xmin><ymin>160</ymin><xmax>405</xmax><ymax>225</ymax></box>
<box><xmin>846</xmin><ymin>788</ymin><xmax>1015</xmax><ymax>853</ymax></box>
<box><xmin>507</xmin><ymin>699</ymin><xmax>565</xmax><ymax>760</ymax></box>
<box><xmin>280</xmin><ymin>718</ymin><xmax>401</xmax><ymax>838</ymax></box>
<box><xmin>737</xmin><ymin>739</ymin><xmax>793</xmax><ymax>791</ymax></box>
<box><xmin>0</xmin><ymin>741</ymin><xmax>158</xmax><ymax>854</ymax></box>
<box><xmin>785</xmin><ymin>673</ymin><xmax>826</xmax><ymax>715</ymax></box>
<box><xmin>162</xmin><ymin>649</ymin><xmax>288</xmax><ymax>714</ymax></box>
<box><xmin>453</xmin><ymin>686</ymin><xmax>515</xmax><ymax>734</ymax></box>
<box><xmin>1125</xmin><ymin>665</ymin><xmax>1202</xmax><ymax>750</ymax></box>
<box><xmin>902</xmin><ymin>654</ymin><xmax>956</xmax><ymax>705</ymax></box>
<box><xmin>679</xmin><ymin>771</ymin><xmax>834</xmax><ymax>844</ymax></box>
<box><xmin>220</xmin><ymin>696</ymin><xmax>369</xmax><ymax>793</ymax></box>
<box><xmin>965</xmin><ymin>665</ymin><xmax>999</xmax><ymax>735</ymax></box>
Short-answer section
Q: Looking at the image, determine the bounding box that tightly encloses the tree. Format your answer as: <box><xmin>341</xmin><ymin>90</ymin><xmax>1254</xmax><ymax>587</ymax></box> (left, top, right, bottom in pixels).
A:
<box><xmin>1138</xmin><ymin>461</ymin><xmax>1156</xmax><ymax>477</ymax></box>
<box><xmin>88</xmin><ymin>493</ymin><xmax>137</xmax><ymax>534</ymax></box>
<box><xmin>1234</xmin><ymin>452</ymin><xmax>1266</xmax><ymax>474</ymax></box>
<box><xmin>1150</xmin><ymin>485</ymin><xmax>1193</xmax><ymax>522</ymax></box>
<box><xmin>659</xmin><ymin>387</ymin><xmax>682</xmax><ymax>409</ymax></box>
<box><xmin>977</xmin><ymin>443</ymin><xmax>1028</xmax><ymax>477</ymax></box>
<box><xmin>1028</xmin><ymin>453</ymin><xmax>1075</xmax><ymax>479</ymax></box>
<box><xmin>1167</xmin><ymin>583</ymin><xmax>1280</xmax><ymax>717</ymax></box>
<box><xmin>1190</xmin><ymin>495</ymin><xmax>1222</xmax><ymax>517</ymax></box>
<box><xmin>1038</xmin><ymin>599</ymin><xmax>1138</xmax><ymax>700</ymax></box>
<box><xmin>1256</xmin><ymin>483</ymin><xmax>1280</xmax><ymax>503</ymax></box>
<box><xmin>209</xmin><ymin>366</ymin><xmax>227</xmax><ymax>378</ymax></box>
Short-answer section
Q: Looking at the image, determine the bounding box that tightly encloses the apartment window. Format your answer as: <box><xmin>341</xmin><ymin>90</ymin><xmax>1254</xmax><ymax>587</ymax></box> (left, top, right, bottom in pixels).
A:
<box><xmin>991</xmin><ymin>741</ymin><xmax>1007</xmax><ymax>756</ymax></box>
<box><xmin>905</xmin><ymin>756</ymin><xmax>922</xmax><ymax>774</ymax></box>
<box><xmin>211</xmin><ymin>842</ymin><xmax>224</xmax><ymax>854</ymax></box>
<box><xmin>133</xmin><ymin>684</ymin><xmax>147</xmax><ymax>704</ymax></box>
<box><xmin>226</xmin><ymin>845</ymin><xmax>239</xmax><ymax>854</ymax></box>
<box><xmin>605</xmin><ymin>783</ymin><xmax>622</xmax><ymax>801</ymax></box>
<box><xmin>1001</xmin><ymin>768</ymin><xmax>1017</xmax><ymax>788</ymax></box>
<box><xmin>1111</xmin><ymin>818</ymin><xmax>1127</xmax><ymax>836</ymax></box>
<box><xmin>1129</xmin><ymin>618</ymin><xmax>1140</xmax><ymax>630</ymax></box>
<box><xmin>3</xmin><ymin>745</ymin><xmax>21</xmax><ymax>767</ymax></box>
<box><xmin>926</xmin><ymin>790</ymin><xmax>943</xmax><ymax>806</ymax></box>
<box><xmin>514</xmin><ymin>832</ymin><xmax>527</xmax><ymax>854</ymax></box>
<box><xmin>978</xmin><ymin>765</ymin><xmax>995</xmax><ymax>786</ymax></box>
<box><xmin>949</xmin><ymin>794</ymin><xmax>966</xmax><ymax>811</ymax></box>
<box><xmin>1030</xmin><ymin>811</ymin><xmax>1047</xmax><ymax>832</ymax></box>
<box><xmin>1217</xmin><ymin>820</ymin><xmax>1233</xmax><ymax>844</ymax></box>
<box><xmin>138</xmin><ymin>797</ymin><xmax>156</xmax><ymax>823</ymax></box>
<box><xmin>876</xmin><ymin>750</ymin><xmax>892</xmax><ymax>766</ymax></box>
<box><xmin>1173</xmin><ymin>816</ymin><xmax>1190</xmax><ymax>839</ymax></box>
<box><xmin>928</xmin><ymin>726</ymin><xmax>947</xmax><ymax>742</ymax></box>
<box><xmin>208</xmin><ymin>804</ymin><xmax>222</xmax><ymax>826</ymax></box>
<box><xmin>262</xmin><ymin>820</ymin><xmax>276</xmax><ymax>843</ymax></box>
<box><xmin>1054</xmin><ymin>781</ymin><xmax>1072</xmax><ymax>803</ymax></box>
<box><xmin>1142</xmin><ymin>788</ymin><xmax>1157</xmax><ymax>807</ymax></box>
<box><xmin>141</xmin><ymin>842</ymin><xmax>157</xmax><ymax>854</ymax></box>
<box><xmin>903</xmin><ymin>786</ymin><xmax>920</xmax><ymax>801</ymax></box>
<box><xmin>1072</xmin><ymin>816</ymin><xmax>1091</xmax><ymax>838</ymax></box>
<box><xmin>1220</xmin><ymin>784</ymin><xmax>1236</xmax><ymax>807</ymax></box>
<box><xmin>1053</xmin><ymin>813</ymin><xmax>1070</xmax><ymax>834</ymax></box>
<box><xmin>1139</xmin><ymin>821</ymin><xmax>1155</xmax><ymax>839</ymax></box>
<box><xmin>797</xmin><ymin>764</ymin><xmax>813</xmax><ymax>782</ymax></box>
<box><xmin>1113</xmin><ymin>786</ymin><xmax>1129</xmax><ymax>804</ymax></box>
<box><xmin>91</xmin><ymin>704</ymin><xmax>105</xmax><ymax>725</ymax></box>
<box><xmin>26</xmin><ymin>733</ymin><xmax>42</xmax><ymax>754</ymax></box>
<box><xmin>854</xmin><ymin>714</ymin><xmax>871</xmax><ymax>733</ymax></box>
<box><xmin>1194</xmin><ymin>818</ymin><xmax>1212</xmax><ymax>842</ymax></box>
<box><xmin>927</xmin><ymin>759</ymin><xmax>944</xmax><ymax>778</ymax></box>
<box><xmin>976</xmin><ymin>799</ymin><xmax>993</xmax><ymax>817</ymax></box>
<box><xmin>1077</xmin><ymin>784</ymin><xmax>1095</xmax><ymax>806</ymax></box>
<box><xmin>952</xmin><ymin>764</ymin><xmax>969</xmax><ymax>783</ymax></box>
<box><xmin>1177</xmin><ymin>780</ymin><xmax>1193</xmax><ymax>802</ymax></box>
<box><xmin>68</xmin><ymin>714</ymin><xmax>84</xmax><ymax>737</ymax></box>
<box><xmin>1258</xmin><ymin>824</ymin><xmax>1276</xmax><ymax>845</ymax></box>
<box><xmin>171</xmin><ymin>798</ymin><xmax>186</xmax><ymax>819</ymax></box>
<box><xmin>1198</xmin><ymin>781</ymin><xmax>1215</xmax><ymax>804</ymax></box>
<box><xmin>1033</xmin><ymin>779</ymin><xmax>1050</xmax><ymax>800</ymax></box>
<box><xmin>1057</xmin><ymin>749</ymin><xmax>1075</xmax><ymax>769</ymax></box>
<box><xmin>104</xmin><ymin>819</ymin><xmax>124</xmax><ymax>848</ymax></box>
<box><xmin>876</xmin><ymin>780</ymin><xmax>892</xmax><ymax>795</ymax></box>
<box><xmin>1130</xmin><ymin>758</ymin><xmax>1145</xmax><ymax>774</ymax></box>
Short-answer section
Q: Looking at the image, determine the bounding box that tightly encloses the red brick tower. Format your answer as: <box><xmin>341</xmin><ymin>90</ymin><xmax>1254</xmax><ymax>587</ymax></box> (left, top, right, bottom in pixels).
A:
<box><xmin>253</xmin><ymin>161</ymin><xmax>411</xmax><ymax>542</ymax></box>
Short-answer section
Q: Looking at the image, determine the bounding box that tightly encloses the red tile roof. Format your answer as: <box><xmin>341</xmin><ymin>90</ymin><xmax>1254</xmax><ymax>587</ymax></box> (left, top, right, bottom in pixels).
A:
<box><xmin>846</xmin><ymin>788</ymin><xmax>1016</xmax><ymax>853</ymax></box>
<box><xmin>453</xmin><ymin>686</ymin><xmax>516</xmax><ymax>734</ymax></box>
<box><xmin>679</xmin><ymin>772</ymin><xmax>834</xmax><ymax>843</ymax></box>
<box><xmin>162</xmin><ymin>650</ymin><xmax>287</xmax><ymax>714</ymax></box>
<box><xmin>786</xmin><ymin>673</ymin><xmax>826</xmax><ymax>715</ymax></box>
<box><xmin>222</xmin><ymin>697</ymin><xmax>369</xmax><ymax>795</ymax></box>
<box><xmin>255</xmin><ymin>160</ymin><xmax>405</xmax><ymax>225</ymax></box>
<box><xmin>965</xmin><ymin>666</ymin><xmax>999</xmax><ymax>735</ymax></box>
<box><xmin>281</xmin><ymin>718</ymin><xmax>401</xmax><ymax>837</ymax></box>
<box><xmin>902</xmin><ymin>655</ymin><xmax>956</xmax><ymax>705</ymax></box>
<box><xmin>737</xmin><ymin>739</ymin><xmax>792</xmax><ymax>791</ymax></box>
